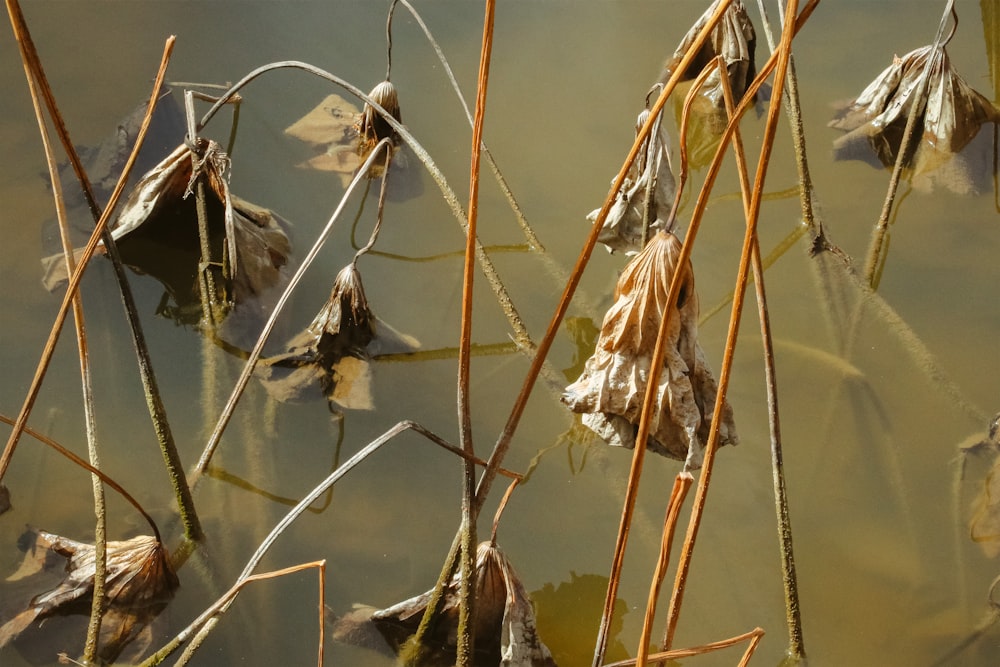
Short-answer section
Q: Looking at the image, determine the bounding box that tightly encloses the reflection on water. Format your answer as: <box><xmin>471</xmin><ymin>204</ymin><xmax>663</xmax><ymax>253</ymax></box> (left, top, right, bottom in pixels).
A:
<box><xmin>1</xmin><ymin>1</ymin><xmax>999</xmax><ymax>666</ymax></box>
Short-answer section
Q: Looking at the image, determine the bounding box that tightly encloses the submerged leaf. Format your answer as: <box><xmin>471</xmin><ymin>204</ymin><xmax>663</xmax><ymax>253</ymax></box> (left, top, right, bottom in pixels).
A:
<box><xmin>331</xmin><ymin>541</ymin><xmax>556</xmax><ymax>666</ymax></box>
<box><xmin>562</xmin><ymin>230</ymin><xmax>737</xmax><ymax>468</ymax></box>
<box><xmin>258</xmin><ymin>263</ymin><xmax>419</xmax><ymax>410</ymax></box>
<box><xmin>588</xmin><ymin>109</ymin><xmax>676</xmax><ymax>255</ymax></box>
<box><xmin>829</xmin><ymin>45</ymin><xmax>1000</xmax><ymax>193</ymax></box>
<box><xmin>0</xmin><ymin>528</ymin><xmax>178</xmax><ymax>663</ymax></box>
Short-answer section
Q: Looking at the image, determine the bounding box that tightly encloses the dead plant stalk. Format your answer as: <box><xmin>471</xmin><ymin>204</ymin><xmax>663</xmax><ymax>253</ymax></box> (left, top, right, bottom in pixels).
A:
<box><xmin>661</xmin><ymin>0</ymin><xmax>806</xmax><ymax>652</ymax></box>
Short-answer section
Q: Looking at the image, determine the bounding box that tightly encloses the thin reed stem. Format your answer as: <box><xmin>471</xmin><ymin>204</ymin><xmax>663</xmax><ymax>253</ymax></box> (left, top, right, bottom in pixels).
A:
<box><xmin>661</xmin><ymin>0</ymin><xmax>804</xmax><ymax>650</ymax></box>
<box><xmin>635</xmin><ymin>473</ymin><xmax>693</xmax><ymax>666</ymax></box>
<box><xmin>720</xmin><ymin>45</ymin><xmax>806</xmax><ymax>659</ymax></box>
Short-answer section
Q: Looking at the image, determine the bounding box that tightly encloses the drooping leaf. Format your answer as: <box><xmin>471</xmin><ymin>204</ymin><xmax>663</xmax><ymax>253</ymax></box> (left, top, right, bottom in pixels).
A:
<box><xmin>0</xmin><ymin>528</ymin><xmax>178</xmax><ymax>663</ymax></box>
<box><xmin>658</xmin><ymin>0</ymin><xmax>758</xmax><ymax>167</ymax></box>
<box><xmin>330</xmin><ymin>541</ymin><xmax>556</xmax><ymax>666</ymax></box>
<box><xmin>587</xmin><ymin>109</ymin><xmax>676</xmax><ymax>255</ymax></box>
<box><xmin>258</xmin><ymin>263</ymin><xmax>419</xmax><ymax>410</ymax></box>
<box><xmin>562</xmin><ymin>230</ymin><xmax>737</xmax><ymax>468</ymax></box>
<box><xmin>42</xmin><ymin>139</ymin><xmax>293</xmax><ymax>346</ymax></box>
<box><xmin>829</xmin><ymin>44</ymin><xmax>1000</xmax><ymax>193</ymax></box>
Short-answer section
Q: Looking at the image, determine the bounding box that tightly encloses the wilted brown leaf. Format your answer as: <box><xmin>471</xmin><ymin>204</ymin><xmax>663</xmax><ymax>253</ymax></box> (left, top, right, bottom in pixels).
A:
<box><xmin>43</xmin><ymin>139</ymin><xmax>293</xmax><ymax>345</ymax></box>
<box><xmin>588</xmin><ymin>109</ymin><xmax>676</xmax><ymax>255</ymax></box>
<box><xmin>258</xmin><ymin>263</ymin><xmax>418</xmax><ymax>410</ymax></box>
<box><xmin>331</xmin><ymin>541</ymin><xmax>556</xmax><ymax>666</ymax></box>
<box><xmin>0</xmin><ymin>528</ymin><xmax>178</xmax><ymax>663</ymax></box>
<box><xmin>562</xmin><ymin>230</ymin><xmax>737</xmax><ymax>468</ymax></box>
<box><xmin>829</xmin><ymin>44</ymin><xmax>1000</xmax><ymax>193</ymax></box>
<box><xmin>658</xmin><ymin>0</ymin><xmax>757</xmax><ymax>166</ymax></box>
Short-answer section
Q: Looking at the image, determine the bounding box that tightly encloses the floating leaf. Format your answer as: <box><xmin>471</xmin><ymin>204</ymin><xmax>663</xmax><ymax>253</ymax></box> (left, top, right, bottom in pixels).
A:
<box><xmin>0</xmin><ymin>528</ymin><xmax>178</xmax><ymax>663</ymax></box>
<box><xmin>829</xmin><ymin>44</ymin><xmax>1000</xmax><ymax>193</ymax></box>
<box><xmin>285</xmin><ymin>90</ymin><xmax>422</xmax><ymax>199</ymax></box>
<box><xmin>562</xmin><ymin>230</ymin><xmax>737</xmax><ymax>468</ymax></box>
<box><xmin>258</xmin><ymin>263</ymin><xmax>419</xmax><ymax>410</ymax></box>
<box><xmin>587</xmin><ymin>109</ymin><xmax>676</xmax><ymax>255</ymax></box>
<box><xmin>285</xmin><ymin>93</ymin><xmax>365</xmax><ymax>176</ymax></box>
<box><xmin>331</xmin><ymin>541</ymin><xmax>556</xmax><ymax>666</ymax></box>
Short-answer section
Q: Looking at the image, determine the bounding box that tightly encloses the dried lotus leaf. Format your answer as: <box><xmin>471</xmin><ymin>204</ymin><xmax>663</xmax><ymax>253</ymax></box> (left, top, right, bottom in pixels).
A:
<box><xmin>829</xmin><ymin>44</ymin><xmax>1000</xmax><ymax>192</ymax></box>
<box><xmin>331</xmin><ymin>541</ymin><xmax>556</xmax><ymax>666</ymax></box>
<box><xmin>658</xmin><ymin>0</ymin><xmax>758</xmax><ymax>166</ymax></box>
<box><xmin>259</xmin><ymin>263</ymin><xmax>418</xmax><ymax>410</ymax></box>
<box><xmin>0</xmin><ymin>529</ymin><xmax>178</xmax><ymax>663</ymax></box>
<box><xmin>588</xmin><ymin>109</ymin><xmax>676</xmax><ymax>255</ymax></box>
<box><xmin>40</xmin><ymin>139</ymin><xmax>293</xmax><ymax>346</ymax></box>
<box><xmin>562</xmin><ymin>230</ymin><xmax>737</xmax><ymax>468</ymax></box>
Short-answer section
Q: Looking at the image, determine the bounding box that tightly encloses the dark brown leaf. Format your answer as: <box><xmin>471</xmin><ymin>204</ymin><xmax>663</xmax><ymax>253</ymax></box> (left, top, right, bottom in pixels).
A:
<box><xmin>331</xmin><ymin>541</ymin><xmax>557</xmax><ymax>666</ymax></box>
<box><xmin>258</xmin><ymin>263</ymin><xmax>418</xmax><ymax>409</ymax></box>
<box><xmin>0</xmin><ymin>528</ymin><xmax>178</xmax><ymax>663</ymax></box>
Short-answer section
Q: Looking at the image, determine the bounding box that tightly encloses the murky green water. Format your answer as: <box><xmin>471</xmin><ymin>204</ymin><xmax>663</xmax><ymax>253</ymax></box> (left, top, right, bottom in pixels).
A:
<box><xmin>1</xmin><ymin>1</ymin><xmax>999</xmax><ymax>665</ymax></box>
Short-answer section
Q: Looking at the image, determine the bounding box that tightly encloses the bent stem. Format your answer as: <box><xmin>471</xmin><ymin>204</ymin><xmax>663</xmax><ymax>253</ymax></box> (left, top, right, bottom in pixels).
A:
<box><xmin>190</xmin><ymin>138</ymin><xmax>393</xmax><ymax>481</ymax></box>
<box><xmin>172</xmin><ymin>561</ymin><xmax>328</xmax><ymax>667</ymax></box>
<box><xmin>146</xmin><ymin>420</ymin><xmax>486</xmax><ymax>666</ymax></box>
<box><xmin>0</xmin><ymin>415</ymin><xmax>163</xmax><ymax>541</ymax></box>
<box><xmin>604</xmin><ymin>626</ymin><xmax>765</xmax><ymax>667</ymax></box>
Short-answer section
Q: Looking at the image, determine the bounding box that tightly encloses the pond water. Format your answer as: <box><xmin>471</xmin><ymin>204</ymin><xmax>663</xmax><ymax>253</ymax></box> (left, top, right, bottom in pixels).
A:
<box><xmin>1</xmin><ymin>1</ymin><xmax>999</xmax><ymax>666</ymax></box>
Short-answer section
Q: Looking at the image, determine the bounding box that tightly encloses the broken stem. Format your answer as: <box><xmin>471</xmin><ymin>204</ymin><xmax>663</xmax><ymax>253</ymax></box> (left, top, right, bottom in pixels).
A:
<box><xmin>635</xmin><ymin>473</ymin><xmax>694</xmax><ymax>666</ymax></box>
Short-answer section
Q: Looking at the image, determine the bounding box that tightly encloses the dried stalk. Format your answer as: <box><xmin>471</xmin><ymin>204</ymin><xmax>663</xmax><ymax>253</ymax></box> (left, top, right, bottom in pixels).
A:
<box><xmin>634</xmin><ymin>473</ymin><xmax>693</xmax><ymax>666</ymax></box>
<box><xmin>0</xmin><ymin>9</ymin><xmax>200</xmax><ymax>539</ymax></box>
<box><xmin>661</xmin><ymin>0</ymin><xmax>806</xmax><ymax>650</ymax></box>
<box><xmin>458</xmin><ymin>3</ymin><xmax>495</xmax><ymax>664</ymax></box>
<box><xmin>605</xmin><ymin>626</ymin><xmax>764</xmax><ymax>667</ymax></box>
<box><xmin>720</xmin><ymin>45</ymin><xmax>806</xmax><ymax>660</ymax></box>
